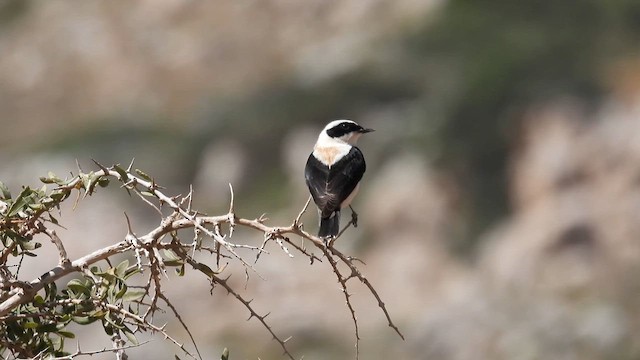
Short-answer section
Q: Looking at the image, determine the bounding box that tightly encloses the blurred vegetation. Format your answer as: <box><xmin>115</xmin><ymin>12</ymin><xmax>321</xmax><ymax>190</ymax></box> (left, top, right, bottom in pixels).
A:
<box><xmin>11</xmin><ymin>0</ymin><xmax>640</xmax><ymax>255</ymax></box>
<box><xmin>200</xmin><ymin>0</ymin><xmax>640</xmax><ymax>254</ymax></box>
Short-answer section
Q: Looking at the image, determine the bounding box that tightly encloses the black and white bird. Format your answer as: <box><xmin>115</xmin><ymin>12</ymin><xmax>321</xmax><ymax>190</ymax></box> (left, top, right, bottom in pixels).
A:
<box><xmin>305</xmin><ymin>120</ymin><xmax>374</xmax><ymax>239</ymax></box>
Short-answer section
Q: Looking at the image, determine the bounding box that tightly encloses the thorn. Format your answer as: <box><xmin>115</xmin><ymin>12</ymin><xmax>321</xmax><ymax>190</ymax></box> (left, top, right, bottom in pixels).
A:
<box><xmin>126</xmin><ymin>158</ymin><xmax>136</xmax><ymax>172</ymax></box>
<box><xmin>91</xmin><ymin>159</ymin><xmax>109</xmax><ymax>174</ymax></box>
<box><xmin>228</xmin><ymin>183</ymin><xmax>235</xmax><ymax>214</ymax></box>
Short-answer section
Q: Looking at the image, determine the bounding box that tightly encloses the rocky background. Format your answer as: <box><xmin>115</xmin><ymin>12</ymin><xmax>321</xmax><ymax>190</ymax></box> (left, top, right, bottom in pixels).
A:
<box><xmin>3</xmin><ymin>0</ymin><xmax>640</xmax><ymax>359</ymax></box>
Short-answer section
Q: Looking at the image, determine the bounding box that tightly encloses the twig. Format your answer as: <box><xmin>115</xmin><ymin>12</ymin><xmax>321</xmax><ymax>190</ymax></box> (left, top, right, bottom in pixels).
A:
<box><xmin>47</xmin><ymin>340</ymin><xmax>151</xmax><ymax>359</ymax></box>
<box><xmin>0</xmin><ymin>163</ymin><xmax>403</xmax><ymax>360</ymax></box>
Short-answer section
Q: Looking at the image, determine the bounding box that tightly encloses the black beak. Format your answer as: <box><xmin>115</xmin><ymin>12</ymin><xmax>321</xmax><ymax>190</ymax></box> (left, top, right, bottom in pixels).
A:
<box><xmin>360</xmin><ymin>128</ymin><xmax>375</xmax><ymax>133</ymax></box>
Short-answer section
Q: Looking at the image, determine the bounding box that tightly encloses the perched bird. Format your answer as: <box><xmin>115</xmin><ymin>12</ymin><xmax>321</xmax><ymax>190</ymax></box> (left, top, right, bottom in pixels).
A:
<box><xmin>305</xmin><ymin>120</ymin><xmax>374</xmax><ymax>239</ymax></box>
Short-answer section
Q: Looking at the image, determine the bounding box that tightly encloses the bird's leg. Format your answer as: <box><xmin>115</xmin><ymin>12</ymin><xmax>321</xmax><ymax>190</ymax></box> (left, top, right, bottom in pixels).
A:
<box><xmin>349</xmin><ymin>205</ymin><xmax>358</xmax><ymax>228</ymax></box>
<box><xmin>322</xmin><ymin>236</ymin><xmax>330</xmax><ymax>249</ymax></box>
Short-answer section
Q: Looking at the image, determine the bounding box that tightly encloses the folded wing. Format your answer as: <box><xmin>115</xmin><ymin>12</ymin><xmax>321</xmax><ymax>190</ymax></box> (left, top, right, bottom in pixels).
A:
<box><xmin>305</xmin><ymin>147</ymin><xmax>366</xmax><ymax>218</ymax></box>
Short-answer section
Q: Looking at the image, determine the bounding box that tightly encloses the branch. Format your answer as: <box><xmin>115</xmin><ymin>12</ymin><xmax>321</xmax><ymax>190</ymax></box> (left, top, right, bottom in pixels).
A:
<box><xmin>0</xmin><ymin>163</ymin><xmax>403</xmax><ymax>360</ymax></box>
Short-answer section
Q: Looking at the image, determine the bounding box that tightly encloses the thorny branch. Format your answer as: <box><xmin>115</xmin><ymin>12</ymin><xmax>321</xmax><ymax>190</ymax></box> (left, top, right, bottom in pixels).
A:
<box><xmin>0</xmin><ymin>162</ymin><xmax>403</xmax><ymax>360</ymax></box>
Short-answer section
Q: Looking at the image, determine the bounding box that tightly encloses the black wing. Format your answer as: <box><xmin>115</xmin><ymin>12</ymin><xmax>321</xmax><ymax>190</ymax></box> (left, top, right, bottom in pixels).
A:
<box><xmin>305</xmin><ymin>147</ymin><xmax>366</xmax><ymax>217</ymax></box>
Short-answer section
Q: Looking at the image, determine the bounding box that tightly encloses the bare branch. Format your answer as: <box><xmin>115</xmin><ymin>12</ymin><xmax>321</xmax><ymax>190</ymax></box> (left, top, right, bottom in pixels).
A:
<box><xmin>0</xmin><ymin>163</ymin><xmax>403</xmax><ymax>360</ymax></box>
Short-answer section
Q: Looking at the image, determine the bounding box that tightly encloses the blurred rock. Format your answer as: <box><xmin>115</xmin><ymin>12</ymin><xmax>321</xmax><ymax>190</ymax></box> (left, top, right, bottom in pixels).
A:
<box><xmin>410</xmin><ymin>99</ymin><xmax>640</xmax><ymax>360</ymax></box>
<box><xmin>193</xmin><ymin>138</ymin><xmax>248</xmax><ymax>207</ymax></box>
<box><xmin>0</xmin><ymin>0</ymin><xmax>438</xmax><ymax>145</ymax></box>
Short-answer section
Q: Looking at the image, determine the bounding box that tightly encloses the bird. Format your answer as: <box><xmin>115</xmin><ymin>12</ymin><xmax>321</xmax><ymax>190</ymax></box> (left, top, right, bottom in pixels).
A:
<box><xmin>305</xmin><ymin>119</ymin><xmax>374</xmax><ymax>240</ymax></box>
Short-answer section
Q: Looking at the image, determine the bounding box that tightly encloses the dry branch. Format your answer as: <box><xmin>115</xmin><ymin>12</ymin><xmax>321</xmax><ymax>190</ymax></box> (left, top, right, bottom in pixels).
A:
<box><xmin>0</xmin><ymin>162</ymin><xmax>403</xmax><ymax>360</ymax></box>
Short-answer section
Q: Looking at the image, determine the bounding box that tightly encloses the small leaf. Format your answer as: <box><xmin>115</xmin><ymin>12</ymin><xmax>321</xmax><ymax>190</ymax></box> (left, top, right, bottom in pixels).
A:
<box><xmin>164</xmin><ymin>259</ymin><xmax>184</xmax><ymax>267</ymax></box>
<box><xmin>57</xmin><ymin>331</ymin><xmax>76</xmax><ymax>339</ymax></box>
<box><xmin>7</xmin><ymin>187</ymin><xmax>34</xmax><ymax>217</ymax></box>
<box><xmin>37</xmin><ymin>323</ymin><xmax>58</xmax><ymax>333</ymax></box>
<box><xmin>114</xmin><ymin>260</ymin><xmax>129</xmax><ymax>278</ymax></box>
<box><xmin>49</xmin><ymin>190</ymin><xmax>68</xmax><ymax>202</ymax></box>
<box><xmin>67</xmin><ymin>279</ymin><xmax>90</xmax><ymax>296</ymax></box>
<box><xmin>104</xmin><ymin>314</ymin><xmax>124</xmax><ymax>329</ymax></box>
<box><xmin>113</xmin><ymin>165</ymin><xmax>129</xmax><ymax>182</ymax></box>
<box><xmin>194</xmin><ymin>262</ymin><xmax>216</xmax><ymax>278</ymax></box>
<box><xmin>115</xmin><ymin>281</ymin><xmax>128</xmax><ymax>300</ymax></box>
<box><xmin>28</xmin><ymin>203</ymin><xmax>45</xmax><ymax>211</ymax></box>
<box><xmin>23</xmin><ymin>321</ymin><xmax>39</xmax><ymax>329</ymax></box>
<box><xmin>123</xmin><ymin>328</ymin><xmax>139</xmax><ymax>345</ymax></box>
<box><xmin>0</xmin><ymin>180</ymin><xmax>11</xmax><ymax>200</ymax></box>
<box><xmin>162</xmin><ymin>249</ymin><xmax>180</xmax><ymax>261</ymax></box>
<box><xmin>135</xmin><ymin>169</ymin><xmax>152</xmax><ymax>181</ymax></box>
<box><xmin>39</xmin><ymin>172</ymin><xmax>63</xmax><ymax>184</ymax></box>
<box><xmin>122</xmin><ymin>290</ymin><xmax>146</xmax><ymax>302</ymax></box>
<box><xmin>123</xmin><ymin>267</ymin><xmax>141</xmax><ymax>280</ymax></box>
<box><xmin>97</xmin><ymin>177</ymin><xmax>110</xmax><ymax>188</ymax></box>
<box><xmin>176</xmin><ymin>264</ymin><xmax>185</xmax><ymax>277</ymax></box>
<box><xmin>34</xmin><ymin>295</ymin><xmax>45</xmax><ymax>305</ymax></box>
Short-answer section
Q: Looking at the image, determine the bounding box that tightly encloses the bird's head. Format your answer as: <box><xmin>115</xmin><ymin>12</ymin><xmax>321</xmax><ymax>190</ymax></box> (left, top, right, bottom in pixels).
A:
<box><xmin>320</xmin><ymin>120</ymin><xmax>374</xmax><ymax>146</ymax></box>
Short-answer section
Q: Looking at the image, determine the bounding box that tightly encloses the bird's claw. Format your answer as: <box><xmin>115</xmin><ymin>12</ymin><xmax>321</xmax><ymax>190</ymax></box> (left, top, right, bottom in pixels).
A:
<box><xmin>349</xmin><ymin>206</ymin><xmax>359</xmax><ymax>228</ymax></box>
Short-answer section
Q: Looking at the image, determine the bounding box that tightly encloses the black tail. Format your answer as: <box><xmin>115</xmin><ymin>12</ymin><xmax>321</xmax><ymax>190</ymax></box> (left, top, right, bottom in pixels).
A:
<box><xmin>319</xmin><ymin>211</ymin><xmax>340</xmax><ymax>238</ymax></box>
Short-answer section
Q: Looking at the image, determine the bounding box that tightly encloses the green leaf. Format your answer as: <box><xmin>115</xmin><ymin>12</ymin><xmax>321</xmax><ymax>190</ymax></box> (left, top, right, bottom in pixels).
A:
<box><xmin>104</xmin><ymin>313</ymin><xmax>124</xmax><ymax>329</ymax></box>
<box><xmin>114</xmin><ymin>260</ymin><xmax>129</xmax><ymax>279</ymax></box>
<box><xmin>122</xmin><ymin>290</ymin><xmax>146</xmax><ymax>302</ymax></box>
<box><xmin>102</xmin><ymin>319</ymin><xmax>114</xmax><ymax>336</ymax></box>
<box><xmin>194</xmin><ymin>262</ymin><xmax>216</xmax><ymax>278</ymax></box>
<box><xmin>122</xmin><ymin>328</ymin><xmax>139</xmax><ymax>345</ymax></box>
<box><xmin>27</xmin><ymin>203</ymin><xmax>45</xmax><ymax>211</ymax></box>
<box><xmin>164</xmin><ymin>259</ymin><xmax>184</xmax><ymax>267</ymax></box>
<box><xmin>34</xmin><ymin>294</ymin><xmax>45</xmax><ymax>305</ymax></box>
<box><xmin>162</xmin><ymin>249</ymin><xmax>180</xmax><ymax>261</ymax></box>
<box><xmin>176</xmin><ymin>264</ymin><xmax>185</xmax><ymax>277</ymax></box>
<box><xmin>135</xmin><ymin>169</ymin><xmax>152</xmax><ymax>181</ymax></box>
<box><xmin>6</xmin><ymin>187</ymin><xmax>35</xmax><ymax>217</ymax></box>
<box><xmin>0</xmin><ymin>180</ymin><xmax>10</xmax><ymax>200</ymax></box>
<box><xmin>45</xmin><ymin>282</ymin><xmax>58</xmax><ymax>302</ymax></box>
<box><xmin>113</xmin><ymin>165</ymin><xmax>129</xmax><ymax>182</ymax></box>
<box><xmin>67</xmin><ymin>279</ymin><xmax>90</xmax><ymax>297</ymax></box>
<box><xmin>37</xmin><ymin>323</ymin><xmax>58</xmax><ymax>333</ymax></box>
<box><xmin>23</xmin><ymin>321</ymin><xmax>39</xmax><ymax>329</ymax></box>
<box><xmin>123</xmin><ymin>267</ymin><xmax>141</xmax><ymax>280</ymax></box>
<box><xmin>40</xmin><ymin>172</ymin><xmax>63</xmax><ymax>184</ymax></box>
<box><xmin>49</xmin><ymin>190</ymin><xmax>68</xmax><ymax>202</ymax></box>
<box><xmin>72</xmin><ymin>316</ymin><xmax>95</xmax><ymax>325</ymax></box>
<box><xmin>39</xmin><ymin>172</ymin><xmax>63</xmax><ymax>184</ymax></box>
<box><xmin>97</xmin><ymin>177</ymin><xmax>110</xmax><ymax>188</ymax></box>
<box><xmin>114</xmin><ymin>281</ymin><xmax>128</xmax><ymax>300</ymax></box>
<box><xmin>19</xmin><ymin>241</ymin><xmax>38</xmax><ymax>251</ymax></box>
<box><xmin>57</xmin><ymin>331</ymin><xmax>75</xmax><ymax>339</ymax></box>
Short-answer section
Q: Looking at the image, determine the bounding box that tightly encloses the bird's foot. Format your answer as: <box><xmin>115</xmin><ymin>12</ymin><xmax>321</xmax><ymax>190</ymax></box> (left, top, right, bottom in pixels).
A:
<box><xmin>349</xmin><ymin>206</ymin><xmax>359</xmax><ymax>228</ymax></box>
<box><xmin>321</xmin><ymin>235</ymin><xmax>336</xmax><ymax>251</ymax></box>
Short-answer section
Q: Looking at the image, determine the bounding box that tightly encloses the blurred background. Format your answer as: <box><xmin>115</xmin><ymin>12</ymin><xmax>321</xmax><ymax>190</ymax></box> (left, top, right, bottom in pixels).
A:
<box><xmin>3</xmin><ymin>0</ymin><xmax>640</xmax><ymax>359</ymax></box>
